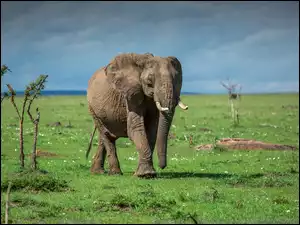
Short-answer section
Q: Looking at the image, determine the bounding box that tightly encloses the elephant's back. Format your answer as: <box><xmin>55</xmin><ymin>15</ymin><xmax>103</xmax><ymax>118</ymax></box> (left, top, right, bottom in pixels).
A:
<box><xmin>87</xmin><ymin>67</ymin><xmax>105</xmax><ymax>92</ymax></box>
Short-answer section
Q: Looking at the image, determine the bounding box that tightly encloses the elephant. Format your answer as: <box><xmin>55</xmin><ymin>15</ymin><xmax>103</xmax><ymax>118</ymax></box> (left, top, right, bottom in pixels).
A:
<box><xmin>86</xmin><ymin>52</ymin><xmax>188</xmax><ymax>178</ymax></box>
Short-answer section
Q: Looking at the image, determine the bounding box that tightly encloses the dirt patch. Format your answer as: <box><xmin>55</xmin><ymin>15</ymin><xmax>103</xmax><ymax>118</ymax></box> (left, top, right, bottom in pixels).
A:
<box><xmin>28</xmin><ymin>149</ymin><xmax>59</xmax><ymax>157</ymax></box>
<box><xmin>46</xmin><ymin>121</ymin><xmax>73</xmax><ymax>128</ymax></box>
<box><xmin>195</xmin><ymin>138</ymin><xmax>298</xmax><ymax>151</ymax></box>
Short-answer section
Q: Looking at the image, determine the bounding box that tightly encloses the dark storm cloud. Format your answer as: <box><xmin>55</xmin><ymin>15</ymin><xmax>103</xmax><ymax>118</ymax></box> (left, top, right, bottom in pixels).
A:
<box><xmin>1</xmin><ymin>1</ymin><xmax>299</xmax><ymax>93</ymax></box>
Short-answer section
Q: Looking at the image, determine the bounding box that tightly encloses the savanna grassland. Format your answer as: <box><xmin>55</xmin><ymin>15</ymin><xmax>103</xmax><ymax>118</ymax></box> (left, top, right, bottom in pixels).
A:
<box><xmin>1</xmin><ymin>93</ymin><xmax>299</xmax><ymax>224</ymax></box>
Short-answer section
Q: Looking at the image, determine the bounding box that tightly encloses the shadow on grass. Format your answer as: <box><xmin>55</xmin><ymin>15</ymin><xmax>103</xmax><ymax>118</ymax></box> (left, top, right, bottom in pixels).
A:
<box><xmin>157</xmin><ymin>172</ymin><xmax>264</xmax><ymax>179</ymax></box>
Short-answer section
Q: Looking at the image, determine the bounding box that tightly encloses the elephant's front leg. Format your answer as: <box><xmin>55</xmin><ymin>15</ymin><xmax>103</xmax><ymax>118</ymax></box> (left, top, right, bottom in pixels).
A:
<box><xmin>128</xmin><ymin>111</ymin><xmax>156</xmax><ymax>178</ymax></box>
<box><xmin>145</xmin><ymin>109</ymin><xmax>159</xmax><ymax>153</ymax></box>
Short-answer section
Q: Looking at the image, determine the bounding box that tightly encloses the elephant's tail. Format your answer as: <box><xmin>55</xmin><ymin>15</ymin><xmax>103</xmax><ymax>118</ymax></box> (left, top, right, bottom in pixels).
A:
<box><xmin>86</xmin><ymin>125</ymin><xmax>97</xmax><ymax>160</ymax></box>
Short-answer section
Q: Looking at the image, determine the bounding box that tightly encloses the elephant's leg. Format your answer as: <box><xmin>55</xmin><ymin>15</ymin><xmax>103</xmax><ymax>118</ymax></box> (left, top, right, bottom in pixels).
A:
<box><xmin>90</xmin><ymin>130</ymin><xmax>107</xmax><ymax>174</ymax></box>
<box><xmin>128</xmin><ymin>111</ymin><xmax>156</xmax><ymax>178</ymax></box>
<box><xmin>145</xmin><ymin>111</ymin><xmax>159</xmax><ymax>154</ymax></box>
<box><xmin>102</xmin><ymin>133</ymin><xmax>122</xmax><ymax>175</ymax></box>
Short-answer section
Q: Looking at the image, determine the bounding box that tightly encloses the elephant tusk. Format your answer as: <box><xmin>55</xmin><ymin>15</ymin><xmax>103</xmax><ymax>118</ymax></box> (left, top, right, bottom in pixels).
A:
<box><xmin>155</xmin><ymin>101</ymin><xmax>169</xmax><ymax>112</ymax></box>
<box><xmin>178</xmin><ymin>100</ymin><xmax>188</xmax><ymax>110</ymax></box>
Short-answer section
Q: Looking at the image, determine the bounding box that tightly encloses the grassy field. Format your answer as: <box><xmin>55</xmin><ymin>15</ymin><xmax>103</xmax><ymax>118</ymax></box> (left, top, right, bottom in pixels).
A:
<box><xmin>1</xmin><ymin>93</ymin><xmax>299</xmax><ymax>224</ymax></box>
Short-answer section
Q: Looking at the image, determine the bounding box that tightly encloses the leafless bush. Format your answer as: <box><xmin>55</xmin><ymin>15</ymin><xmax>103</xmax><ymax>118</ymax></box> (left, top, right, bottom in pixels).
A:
<box><xmin>5</xmin><ymin>74</ymin><xmax>48</xmax><ymax>169</ymax></box>
<box><xmin>220</xmin><ymin>78</ymin><xmax>242</xmax><ymax>125</ymax></box>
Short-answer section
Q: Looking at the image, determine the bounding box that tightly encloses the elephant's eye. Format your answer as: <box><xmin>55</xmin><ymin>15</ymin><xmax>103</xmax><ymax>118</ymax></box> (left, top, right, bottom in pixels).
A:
<box><xmin>147</xmin><ymin>81</ymin><xmax>153</xmax><ymax>88</ymax></box>
<box><xmin>146</xmin><ymin>75</ymin><xmax>154</xmax><ymax>87</ymax></box>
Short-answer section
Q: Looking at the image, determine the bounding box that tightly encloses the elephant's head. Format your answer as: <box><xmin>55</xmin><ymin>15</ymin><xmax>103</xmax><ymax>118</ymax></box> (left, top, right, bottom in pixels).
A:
<box><xmin>104</xmin><ymin>52</ymin><xmax>188</xmax><ymax>169</ymax></box>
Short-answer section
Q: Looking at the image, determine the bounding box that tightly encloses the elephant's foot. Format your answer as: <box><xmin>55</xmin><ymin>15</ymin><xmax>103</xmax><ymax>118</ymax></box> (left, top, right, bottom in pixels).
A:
<box><xmin>90</xmin><ymin>161</ymin><xmax>105</xmax><ymax>174</ymax></box>
<box><xmin>134</xmin><ymin>163</ymin><xmax>157</xmax><ymax>178</ymax></box>
<box><xmin>108</xmin><ymin>168</ymin><xmax>123</xmax><ymax>176</ymax></box>
<box><xmin>90</xmin><ymin>168</ymin><xmax>106</xmax><ymax>174</ymax></box>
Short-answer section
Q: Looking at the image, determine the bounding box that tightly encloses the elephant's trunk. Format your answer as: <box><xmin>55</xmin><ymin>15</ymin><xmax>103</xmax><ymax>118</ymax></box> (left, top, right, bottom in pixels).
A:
<box><xmin>154</xmin><ymin>82</ymin><xmax>175</xmax><ymax>169</ymax></box>
<box><xmin>156</xmin><ymin>111</ymin><xmax>173</xmax><ymax>169</ymax></box>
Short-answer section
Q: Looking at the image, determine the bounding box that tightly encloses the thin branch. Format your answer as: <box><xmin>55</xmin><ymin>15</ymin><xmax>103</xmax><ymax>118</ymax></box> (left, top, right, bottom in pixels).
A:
<box><xmin>1</xmin><ymin>64</ymin><xmax>11</xmax><ymax>77</ymax></box>
<box><xmin>220</xmin><ymin>81</ymin><xmax>230</xmax><ymax>90</ymax></box>
<box><xmin>21</xmin><ymin>95</ymin><xmax>29</xmax><ymax>122</ymax></box>
<box><xmin>188</xmin><ymin>213</ymin><xmax>198</xmax><ymax>224</ymax></box>
<box><xmin>5</xmin><ymin>182</ymin><xmax>12</xmax><ymax>224</ymax></box>
<box><xmin>27</xmin><ymin>99</ymin><xmax>35</xmax><ymax>123</ymax></box>
<box><xmin>6</xmin><ymin>84</ymin><xmax>21</xmax><ymax>119</ymax></box>
<box><xmin>26</xmin><ymin>75</ymin><xmax>48</xmax><ymax>123</ymax></box>
<box><xmin>31</xmin><ymin>108</ymin><xmax>40</xmax><ymax>170</ymax></box>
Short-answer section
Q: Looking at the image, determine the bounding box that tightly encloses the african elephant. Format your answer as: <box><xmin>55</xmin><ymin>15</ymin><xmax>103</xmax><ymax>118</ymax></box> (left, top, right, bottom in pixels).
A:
<box><xmin>86</xmin><ymin>52</ymin><xmax>188</xmax><ymax>178</ymax></box>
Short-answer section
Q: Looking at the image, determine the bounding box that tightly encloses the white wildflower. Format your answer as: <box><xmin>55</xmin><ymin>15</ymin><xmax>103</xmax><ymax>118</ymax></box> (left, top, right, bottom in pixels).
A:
<box><xmin>286</xmin><ymin>210</ymin><xmax>290</xmax><ymax>213</ymax></box>
<box><xmin>128</xmin><ymin>157</ymin><xmax>136</xmax><ymax>160</ymax></box>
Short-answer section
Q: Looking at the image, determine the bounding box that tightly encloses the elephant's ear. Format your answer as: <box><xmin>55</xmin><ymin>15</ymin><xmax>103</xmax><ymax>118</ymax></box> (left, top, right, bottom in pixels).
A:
<box><xmin>167</xmin><ymin>56</ymin><xmax>182</xmax><ymax>74</ymax></box>
<box><xmin>104</xmin><ymin>54</ymin><xmax>145</xmax><ymax>105</ymax></box>
<box><xmin>167</xmin><ymin>56</ymin><xmax>183</xmax><ymax>98</ymax></box>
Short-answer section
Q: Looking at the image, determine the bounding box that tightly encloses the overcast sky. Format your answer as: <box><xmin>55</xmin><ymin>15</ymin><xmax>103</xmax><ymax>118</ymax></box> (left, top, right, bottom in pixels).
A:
<box><xmin>1</xmin><ymin>1</ymin><xmax>299</xmax><ymax>93</ymax></box>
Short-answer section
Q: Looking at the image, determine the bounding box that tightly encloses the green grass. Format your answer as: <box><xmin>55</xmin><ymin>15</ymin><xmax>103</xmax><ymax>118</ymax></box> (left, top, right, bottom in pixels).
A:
<box><xmin>1</xmin><ymin>93</ymin><xmax>299</xmax><ymax>224</ymax></box>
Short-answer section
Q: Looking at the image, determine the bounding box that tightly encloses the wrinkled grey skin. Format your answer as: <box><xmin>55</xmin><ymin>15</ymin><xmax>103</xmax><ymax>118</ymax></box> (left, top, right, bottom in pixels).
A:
<box><xmin>86</xmin><ymin>52</ymin><xmax>188</xmax><ymax>177</ymax></box>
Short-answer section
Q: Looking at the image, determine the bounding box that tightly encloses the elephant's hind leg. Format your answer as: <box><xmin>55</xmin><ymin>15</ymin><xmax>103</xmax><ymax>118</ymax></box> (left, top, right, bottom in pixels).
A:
<box><xmin>102</xmin><ymin>132</ymin><xmax>123</xmax><ymax>175</ymax></box>
<box><xmin>90</xmin><ymin>131</ymin><xmax>107</xmax><ymax>174</ymax></box>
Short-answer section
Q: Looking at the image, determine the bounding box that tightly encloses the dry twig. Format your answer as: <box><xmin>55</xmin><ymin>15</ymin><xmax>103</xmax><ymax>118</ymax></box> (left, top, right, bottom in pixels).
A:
<box><xmin>5</xmin><ymin>182</ymin><xmax>12</xmax><ymax>224</ymax></box>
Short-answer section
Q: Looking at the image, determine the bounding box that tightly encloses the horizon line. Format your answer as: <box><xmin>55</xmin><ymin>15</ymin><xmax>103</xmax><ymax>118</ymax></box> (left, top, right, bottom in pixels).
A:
<box><xmin>1</xmin><ymin>90</ymin><xmax>299</xmax><ymax>96</ymax></box>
